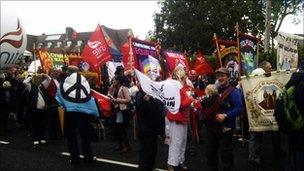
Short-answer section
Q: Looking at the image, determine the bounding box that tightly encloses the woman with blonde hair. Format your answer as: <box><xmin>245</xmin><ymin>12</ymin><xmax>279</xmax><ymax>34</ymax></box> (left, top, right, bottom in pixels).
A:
<box><xmin>166</xmin><ymin>66</ymin><xmax>193</xmax><ymax>171</ymax></box>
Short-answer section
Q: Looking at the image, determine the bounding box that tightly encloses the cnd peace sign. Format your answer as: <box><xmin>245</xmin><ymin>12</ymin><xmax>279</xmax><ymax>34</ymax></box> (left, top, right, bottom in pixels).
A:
<box><xmin>60</xmin><ymin>73</ymin><xmax>91</xmax><ymax>103</ymax></box>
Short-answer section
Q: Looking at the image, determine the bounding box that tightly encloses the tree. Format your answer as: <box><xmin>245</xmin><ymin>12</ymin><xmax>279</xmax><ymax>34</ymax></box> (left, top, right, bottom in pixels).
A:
<box><xmin>264</xmin><ymin>0</ymin><xmax>272</xmax><ymax>53</ymax></box>
<box><xmin>271</xmin><ymin>0</ymin><xmax>303</xmax><ymax>37</ymax></box>
<box><xmin>152</xmin><ymin>0</ymin><xmax>303</xmax><ymax>55</ymax></box>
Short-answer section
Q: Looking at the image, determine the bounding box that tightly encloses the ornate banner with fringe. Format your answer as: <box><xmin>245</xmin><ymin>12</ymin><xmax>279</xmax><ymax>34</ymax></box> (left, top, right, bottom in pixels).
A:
<box><xmin>241</xmin><ymin>70</ymin><xmax>294</xmax><ymax>132</ymax></box>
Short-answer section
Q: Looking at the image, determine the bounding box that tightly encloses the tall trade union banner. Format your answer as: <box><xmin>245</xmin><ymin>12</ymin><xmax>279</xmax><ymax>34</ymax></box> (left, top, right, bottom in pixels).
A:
<box><xmin>241</xmin><ymin>70</ymin><xmax>294</xmax><ymax>132</ymax></box>
<box><xmin>213</xmin><ymin>34</ymin><xmax>240</xmax><ymax>84</ymax></box>
<box><xmin>238</xmin><ymin>32</ymin><xmax>259</xmax><ymax>76</ymax></box>
<box><xmin>135</xmin><ymin>69</ymin><xmax>182</xmax><ymax>114</ymax></box>
<box><xmin>131</xmin><ymin>38</ymin><xmax>161</xmax><ymax>80</ymax></box>
<box><xmin>275</xmin><ymin>32</ymin><xmax>303</xmax><ymax>71</ymax></box>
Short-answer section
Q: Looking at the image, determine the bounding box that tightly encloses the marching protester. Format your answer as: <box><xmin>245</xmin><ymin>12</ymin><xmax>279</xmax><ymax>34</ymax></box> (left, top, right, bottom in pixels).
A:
<box><xmin>108</xmin><ymin>74</ymin><xmax>132</xmax><ymax>153</ymax></box>
<box><xmin>23</xmin><ymin>74</ymin><xmax>50</xmax><ymax>147</ymax></box>
<box><xmin>283</xmin><ymin>61</ymin><xmax>304</xmax><ymax>171</ymax></box>
<box><xmin>166</xmin><ymin>66</ymin><xmax>193</xmax><ymax>171</ymax></box>
<box><xmin>248</xmin><ymin>61</ymin><xmax>285</xmax><ymax>167</ymax></box>
<box><xmin>55</xmin><ymin>65</ymin><xmax>99</xmax><ymax>165</ymax></box>
<box><xmin>41</xmin><ymin>70</ymin><xmax>62</xmax><ymax>140</ymax></box>
<box><xmin>203</xmin><ymin>67</ymin><xmax>243</xmax><ymax>171</ymax></box>
<box><xmin>5</xmin><ymin>69</ymin><xmax>27</xmax><ymax>128</ymax></box>
<box><xmin>135</xmin><ymin>83</ymin><xmax>165</xmax><ymax>171</ymax></box>
<box><xmin>0</xmin><ymin>77</ymin><xmax>13</xmax><ymax>135</ymax></box>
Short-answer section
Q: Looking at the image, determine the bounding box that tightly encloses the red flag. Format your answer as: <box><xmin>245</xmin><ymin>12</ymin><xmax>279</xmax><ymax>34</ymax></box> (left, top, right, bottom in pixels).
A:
<box><xmin>194</xmin><ymin>52</ymin><xmax>214</xmax><ymax>74</ymax></box>
<box><xmin>91</xmin><ymin>90</ymin><xmax>111</xmax><ymax>117</ymax></box>
<box><xmin>81</xmin><ymin>24</ymin><xmax>112</xmax><ymax>69</ymax></box>
<box><xmin>121</xmin><ymin>42</ymin><xmax>133</xmax><ymax>70</ymax></box>
<box><xmin>163</xmin><ymin>50</ymin><xmax>190</xmax><ymax>74</ymax></box>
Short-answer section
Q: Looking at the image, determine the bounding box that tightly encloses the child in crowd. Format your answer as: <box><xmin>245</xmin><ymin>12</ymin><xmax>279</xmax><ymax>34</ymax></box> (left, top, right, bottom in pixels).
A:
<box><xmin>200</xmin><ymin>84</ymin><xmax>218</xmax><ymax>118</ymax></box>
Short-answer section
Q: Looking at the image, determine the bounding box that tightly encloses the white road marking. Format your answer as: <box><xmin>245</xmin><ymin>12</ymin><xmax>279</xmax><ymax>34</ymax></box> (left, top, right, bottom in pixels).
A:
<box><xmin>61</xmin><ymin>152</ymin><xmax>167</xmax><ymax>171</ymax></box>
<box><xmin>0</xmin><ymin>140</ymin><xmax>10</xmax><ymax>145</ymax></box>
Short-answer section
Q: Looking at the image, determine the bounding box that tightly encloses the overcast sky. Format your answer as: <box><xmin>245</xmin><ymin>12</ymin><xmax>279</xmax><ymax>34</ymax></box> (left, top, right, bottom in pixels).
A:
<box><xmin>1</xmin><ymin>1</ymin><xmax>303</xmax><ymax>39</ymax></box>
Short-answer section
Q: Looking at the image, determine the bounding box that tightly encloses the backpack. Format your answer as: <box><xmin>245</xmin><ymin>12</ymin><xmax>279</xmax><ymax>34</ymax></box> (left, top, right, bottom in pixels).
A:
<box><xmin>274</xmin><ymin>86</ymin><xmax>304</xmax><ymax>134</ymax></box>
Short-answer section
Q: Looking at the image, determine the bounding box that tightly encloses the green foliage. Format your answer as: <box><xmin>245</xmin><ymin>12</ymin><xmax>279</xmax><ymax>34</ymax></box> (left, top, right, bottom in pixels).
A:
<box><xmin>152</xmin><ymin>0</ymin><xmax>303</xmax><ymax>55</ymax></box>
<box><xmin>258</xmin><ymin>50</ymin><xmax>277</xmax><ymax>69</ymax></box>
<box><xmin>205</xmin><ymin>55</ymin><xmax>217</xmax><ymax>69</ymax></box>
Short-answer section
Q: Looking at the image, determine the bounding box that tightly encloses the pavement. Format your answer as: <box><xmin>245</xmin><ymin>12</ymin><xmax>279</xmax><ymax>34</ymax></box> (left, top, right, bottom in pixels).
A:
<box><xmin>0</xmin><ymin>118</ymin><xmax>289</xmax><ymax>171</ymax></box>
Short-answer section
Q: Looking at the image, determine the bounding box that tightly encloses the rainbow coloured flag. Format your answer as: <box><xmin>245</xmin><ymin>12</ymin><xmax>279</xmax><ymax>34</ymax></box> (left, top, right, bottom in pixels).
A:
<box><xmin>139</xmin><ymin>55</ymin><xmax>161</xmax><ymax>80</ymax></box>
<box><xmin>142</xmin><ymin>58</ymin><xmax>151</xmax><ymax>74</ymax></box>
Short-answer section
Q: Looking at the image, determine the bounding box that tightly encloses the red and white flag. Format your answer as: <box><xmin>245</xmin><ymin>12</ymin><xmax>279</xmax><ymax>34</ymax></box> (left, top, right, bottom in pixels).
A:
<box><xmin>81</xmin><ymin>24</ymin><xmax>112</xmax><ymax>69</ymax></box>
<box><xmin>163</xmin><ymin>50</ymin><xmax>190</xmax><ymax>73</ymax></box>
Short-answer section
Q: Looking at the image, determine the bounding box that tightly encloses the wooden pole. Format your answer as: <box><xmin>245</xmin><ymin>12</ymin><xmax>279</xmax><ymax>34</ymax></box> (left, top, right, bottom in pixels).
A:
<box><xmin>214</xmin><ymin>33</ymin><xmax>223</xmax><ymax>67</ymax></box>
<box><xmin>235</xmin><ymin>22</ymin><xmax>243</xmax><ymax>75</ymax></box>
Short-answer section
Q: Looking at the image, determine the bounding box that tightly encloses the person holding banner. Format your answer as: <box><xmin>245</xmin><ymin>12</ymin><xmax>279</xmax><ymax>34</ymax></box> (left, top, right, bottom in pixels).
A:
<box><xmin>23</xmin><ymin>74</ymin><xmax>50</xmax><ymax>147</ymax></box>
<box><xmin>204</xmin><ymin>67</ymin><xmax>243</xmax><ymax>171</ymax></box>
<box><xmin>166</xmin><ymin>66</ymin><xmax>193</xmax><ymax>171</ymax></box>
<box><xmin>249</xmin><ymin>61</ymin><xmax>285</xmax><ymax>167</ymax></box>
<box><xmin>135</xmin><ymin>84</ymin><xmax>165</xmax><ymax>171</ymax></box>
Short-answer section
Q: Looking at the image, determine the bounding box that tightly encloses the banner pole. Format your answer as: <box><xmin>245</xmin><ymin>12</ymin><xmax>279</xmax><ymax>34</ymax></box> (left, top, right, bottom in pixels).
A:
<box><xmin>128</xmin><ymin>36</ymin><xmax>134</xmax><ymax>70</ymax></box>
<box><xmin>214</xmin><ymin>33</ymin><xmax>222</xmax><ymax>67</ymax></box>
<box><xmin>236</xmin><ymin>22</ymin><xmax>243</xmax><ymax>75</ymax></box>
<box><xmin>33</xmin><ymin>43</ymin><xmax>37</xmax><ymax>73</ymax></box>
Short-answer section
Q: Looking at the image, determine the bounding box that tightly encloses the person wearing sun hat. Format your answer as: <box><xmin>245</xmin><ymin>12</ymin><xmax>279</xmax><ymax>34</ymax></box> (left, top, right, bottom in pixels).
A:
<box><xmin>56</xmin><ymin>65</ymin><xmax>99</xmax><ymax>165</ymax></box>
<box><xmin>205</xmin><ymin>67</ymin><xmax>243</xmax><ymax>171</ymax></box>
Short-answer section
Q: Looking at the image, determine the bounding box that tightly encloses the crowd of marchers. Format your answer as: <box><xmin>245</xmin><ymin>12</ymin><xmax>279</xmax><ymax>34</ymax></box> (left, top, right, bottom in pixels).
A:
<box><xmin>0</xmin><ymin>60</ymin><xmax>304</xmax><ymax>171</ymax></box>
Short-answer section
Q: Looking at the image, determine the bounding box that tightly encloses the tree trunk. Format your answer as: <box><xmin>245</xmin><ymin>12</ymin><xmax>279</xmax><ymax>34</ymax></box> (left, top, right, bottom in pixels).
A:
<box><xmin>264</xmin><ymin>0</ymin><xmax>271</xmax><ymax>53</ymax></box>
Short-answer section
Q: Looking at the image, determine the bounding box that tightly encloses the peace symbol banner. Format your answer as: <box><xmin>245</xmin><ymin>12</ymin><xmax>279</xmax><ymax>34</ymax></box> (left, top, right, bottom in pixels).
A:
<box><xmin>135</xmin><ymin>69</ymin><xmax>182</xmax><ymax>114</ymax></box>
<box><xmin>56</xmin><ymin>73</ymin><xmax>99</xmax><ymax>117</ymax></box>
<box><xmin>241</xmin><ymin>70</ymin><xmax>294</xmax><ymax>132</ymax></box>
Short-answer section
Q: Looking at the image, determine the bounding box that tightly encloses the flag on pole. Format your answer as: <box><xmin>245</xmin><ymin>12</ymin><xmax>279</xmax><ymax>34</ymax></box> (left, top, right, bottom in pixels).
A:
<box><xmin>81</xmin><ymin>24</ymin><xmax>112</xmax><ymax>69</ymax></box>
<box><xmin>163</xmin><ymin>50</ymin><xmax>190</xmax><ymax>74</ymax></box>
<box><xmin>193</xmin><ymin>52</ymin><xmax>214</xmax><ymax>74</ymax></box>
<box><xmin>91</xmin><ymin>90</ymin><xmax>111</xmax><ymax>118</ymax></box>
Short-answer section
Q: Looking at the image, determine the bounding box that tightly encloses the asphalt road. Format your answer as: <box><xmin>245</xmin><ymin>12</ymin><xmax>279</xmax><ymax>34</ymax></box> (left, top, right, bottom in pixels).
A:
<box><xmin>0</xmin><ymin>119</ymin><xmax>289</xmax><ymax>171</ymax></box>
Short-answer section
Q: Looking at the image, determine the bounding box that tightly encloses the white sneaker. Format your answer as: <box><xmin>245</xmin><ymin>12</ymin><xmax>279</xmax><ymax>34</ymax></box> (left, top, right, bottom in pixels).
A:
<box><xmin>40</xmin><ymin>140</ymin><xmax>46</xmax><ymax>144</ymax></box>
<box><xmin>33</xmin><ymin>141</ymin><xmax>39</xmax><ymax>145</ymax></box>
